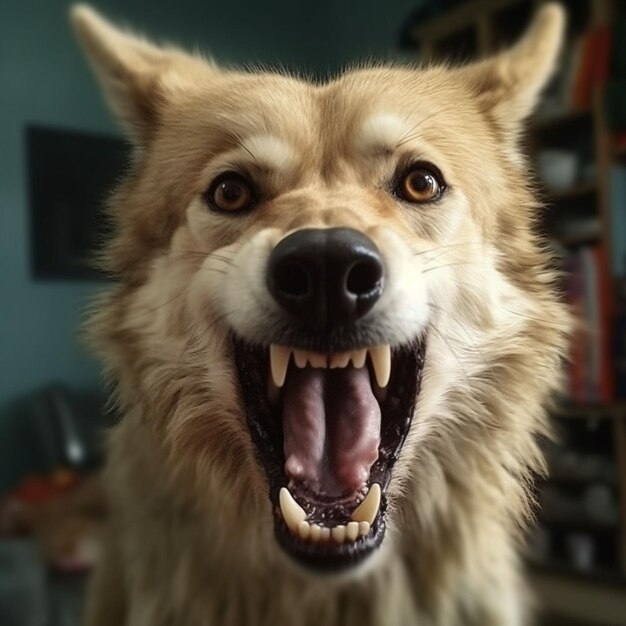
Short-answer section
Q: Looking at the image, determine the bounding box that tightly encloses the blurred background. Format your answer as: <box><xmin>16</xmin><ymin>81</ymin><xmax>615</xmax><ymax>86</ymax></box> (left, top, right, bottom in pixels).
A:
<box><xmin>1</xmin><ymin>0</ymin><xmax>625</xmax><ymax>625</ymax></box>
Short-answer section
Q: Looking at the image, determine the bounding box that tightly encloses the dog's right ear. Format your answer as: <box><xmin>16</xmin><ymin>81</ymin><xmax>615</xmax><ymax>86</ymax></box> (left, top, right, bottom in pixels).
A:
<box><xmin>71</xmin><ymin>4</ymin><xmax>208</xmax><ymax>143</ymax></box>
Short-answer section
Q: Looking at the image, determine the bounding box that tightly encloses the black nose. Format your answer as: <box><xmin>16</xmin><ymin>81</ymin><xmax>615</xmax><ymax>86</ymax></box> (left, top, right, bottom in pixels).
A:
<box><xmin>267</xmin><ymin>227</ymin><xmax>385</xmax><ymax>332</ymax></box>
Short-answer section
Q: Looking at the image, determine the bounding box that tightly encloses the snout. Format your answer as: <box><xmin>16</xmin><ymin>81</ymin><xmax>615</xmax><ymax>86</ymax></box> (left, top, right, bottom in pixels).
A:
<box><xmin>267</xmin><ymin>227</ymin><xmax>385</xmax><ymax>333</ymax></box>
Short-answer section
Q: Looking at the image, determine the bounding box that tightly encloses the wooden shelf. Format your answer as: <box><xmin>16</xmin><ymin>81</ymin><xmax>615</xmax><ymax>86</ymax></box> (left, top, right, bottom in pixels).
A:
<box><xmin>533</xmin><ymin>109</ymin><xmax>593</xmax><ymax>134</ymax></box>
<box><xmin>548</xmin><ymin>473</ymin><xmax>617</xmax><ymax>487</ymax></box>
<box><xmin>411</xmin><ymin>0</ymin><xmax>626</xmax><ymax>604</ymax></box>
<box><xmin>410</xmin><ymin>0</ymin><xmax>526</xmax><ymax>48</ymax></box>
<box><xmin>540</xmin><ymin>517</ymin><xmax>618</xmax><ymax>533</ymax></box>
<box><xmin>531</xmin><ymin>566</ymin><xmax>626</xmax><ymax>626</ymax></box>
<box><xmin>553</xmin><ymin>403</ymin><xmax>626</xmax><ymax>419</ymax></box>
<box><xmin>528</xmin><ymin>559</ymin><xmax>626</xmax><ymax>587</ymax></box>
<box><xmin>614</xmin><ymin>145</ymin><xmax>626</xmax><ymax>164</ymax></box>
<box><xmin>552</xmin><ymin>232</ymin><xmax>600</xmax><ymax>247</ymax></box>
<box><xmin>546</xmin><ymin>182</ymin><xmax>598</xmax><ymax>203</ymax></box>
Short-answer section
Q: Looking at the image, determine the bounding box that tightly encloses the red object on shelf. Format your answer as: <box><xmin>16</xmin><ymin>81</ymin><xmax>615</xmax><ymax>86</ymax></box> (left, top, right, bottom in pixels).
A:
<box><xmin>593</xmin><ymin>246</ymin><xmax>615</xmax><ymax>402</ymax></box>
<box><xmin>594</xmin><ymin>25</ymin><xmax>612</xmax><ymax>90</ymax></box>
<box><xmin>11</xmin><ymin>470</ymin><xmax>80</xmax><ymax>504</ymax></box>
<box><xmin>615</xmin><ymin>132</ymin><xmax>626</xmax><ymax>153</ymax></box>
<box><xmin>571</xmin><ymin>30</ymin><xmax>597</xmax><ymax>110</ymax></box>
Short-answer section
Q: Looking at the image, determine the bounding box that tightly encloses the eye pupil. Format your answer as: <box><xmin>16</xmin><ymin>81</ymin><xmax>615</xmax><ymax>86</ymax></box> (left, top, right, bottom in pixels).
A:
<box><xmin>208</xmin><ymin>174</ymin><xmax>254</xmax><ymax>212</ymax></box>
<box><xmin>220</xmin><ymin>182</ymin><xmax>242</xmax><ymax>203</ymax></box>
<box><xmin>398</xmin><ymin>165</ymin><xmax>443</xmax><ymax>203</ymax></box>
<box><xmin>409</xmin><ymin>172</ymin><xmax>433</xmax><ymax>192</ymax></box>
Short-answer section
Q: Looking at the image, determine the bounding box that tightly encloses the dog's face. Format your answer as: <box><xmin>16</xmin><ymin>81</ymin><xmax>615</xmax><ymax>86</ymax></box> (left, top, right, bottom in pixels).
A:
<box><xmin>74</xmin><ymin>5</ymin><xmax>566</xmax><ymax>573</ymax></box>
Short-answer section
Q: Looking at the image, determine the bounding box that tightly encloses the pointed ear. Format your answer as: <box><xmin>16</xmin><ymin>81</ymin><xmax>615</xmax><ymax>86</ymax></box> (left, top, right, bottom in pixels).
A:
<box><xmin>461</xmin><ymin>3</ymin><xmax>566</xmax><ymax>128</ymax></box>
<box><xmin>70</xmin><ymin>4</ymin><xmax>202</xmax><ymax>142</ymax></box>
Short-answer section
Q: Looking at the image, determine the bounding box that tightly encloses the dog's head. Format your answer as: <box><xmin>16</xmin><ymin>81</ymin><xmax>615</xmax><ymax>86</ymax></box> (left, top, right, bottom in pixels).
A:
<box><xmin>73</xmin><ymin>4</ymin><xmax>567</xmax><ymax>574</ymax></box>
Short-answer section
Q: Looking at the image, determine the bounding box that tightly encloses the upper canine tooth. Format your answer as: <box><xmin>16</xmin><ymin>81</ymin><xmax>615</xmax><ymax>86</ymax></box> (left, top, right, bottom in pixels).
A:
<box><xmin>293</xmin><ymin>349</ymin><xmax>308</xmax><ymax>368</ymax></box>
<box><xmin>270</xmin><ymin>345</ymin><xmax>291</xmax><ymax>388</ymax></box>
<box><xmin>279</xmin><ymin>487</ymin><xmax>306</xmax><ymax>532</ymax></box>
<box><xmin>351</xmin><ymin>349</ymin><xmax>367</xmax><ymax>368</ymax></box>
<box><xmin>369</xmin><ymin>345</ymin><xmax>391</xmax><ymax>387</ymax></box>
<box><xmin>351</xmin><ymin>483</ymin><xmax>381</xmax><ymax>525</ymax></box>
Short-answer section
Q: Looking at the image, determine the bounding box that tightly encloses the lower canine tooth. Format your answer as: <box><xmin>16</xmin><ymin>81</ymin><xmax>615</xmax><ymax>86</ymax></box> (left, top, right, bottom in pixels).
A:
<box><xmin>351</xmin><ymin>483</ymin><xmax>381</xmax><ymax>525</ymax></box>
<box><xmin>279</xmin><ymin>487</ymin><xmax>306</xmax><ymax>532</ymax></box>
<box><xmin>331</xmin><ymin>525</ymin><xmax>346</xmax><ymax>544</ymax></box>
<box><xmin>346</xmin><ymin>521</ymin><xmax>359</xmax><ymax>542</ymax></box>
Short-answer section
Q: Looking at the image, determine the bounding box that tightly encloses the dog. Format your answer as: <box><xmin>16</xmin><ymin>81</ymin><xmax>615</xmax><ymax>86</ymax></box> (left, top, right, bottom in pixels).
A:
<box><xmin>71</xmin><ymin>4</ymin><xmax>569</xmax><ymax>625</ymax></box>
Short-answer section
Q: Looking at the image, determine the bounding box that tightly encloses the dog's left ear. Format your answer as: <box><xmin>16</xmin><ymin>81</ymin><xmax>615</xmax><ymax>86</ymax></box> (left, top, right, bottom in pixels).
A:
<box><xmin>460</xmin><ymin>3</ymin><xmax>565</xmax><ymax>128</ymax></box>
<box><xmin>71</xmin><ymin>4</ymin><xmax>215</xmax><ymax>144</ymax></box>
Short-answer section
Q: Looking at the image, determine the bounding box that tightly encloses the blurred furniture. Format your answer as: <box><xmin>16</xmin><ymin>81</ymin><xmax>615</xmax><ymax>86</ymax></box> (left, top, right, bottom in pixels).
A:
<box><xmin>407</xmin><ymin>1</ymin><xmax>626</xmax><ymax>624</ymax></box>
<box><xmin>26</xmin><ymin>126</ymin><xmax>128</xmax><ymax>281</ymax></box>
<box><xmin>0</xmin><ymin>386</ymin><xmax>110</xmax><ymax>626</ymax></box>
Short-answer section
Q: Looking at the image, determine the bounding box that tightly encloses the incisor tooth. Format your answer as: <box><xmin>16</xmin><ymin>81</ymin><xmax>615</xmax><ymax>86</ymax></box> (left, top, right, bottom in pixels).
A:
<box><xmin>351</xmin><ymin>483</ymin><xmax>381</xmax><ymax>525</ymax></box>
<box><xmin>358</xmin><ymin>521</ymin><xmax>370</xmax><ymax>537</ymax></box>
<box><xmin>331</xmin><ymin>525</ymin><xmax>346</xmax><ymax>544</ymax></box>
<box><xmin>329</xmin><ymin>352</ymin><xmax>351</xmax><ymax>368</ymax></box>
<box><xmin>369</xmin><ymin>345</ymin><xmax>391</xmax><ymax>388</ymax></box>
<box><xmin>269</xmin><ymin>345</ymin><xmax>290</xmax><ymax>388</ymax></box>
<box><xmin>351</xmin><ymin>349</ymin><xmax>367</xmax><ymax>368</ymax></box>
<box><xmin>293</xmin><ymin>349</ymin><xmax>308</xmax><ymax>368</ymax></box>
<box><xmin>346</xmin><ymin>521</ymin><xmax>359</xmax><ymax>542</ymax></box>
<box><xmin>309</xmin><ymin>352</ymin><xmax>327</xmax><ymax>368</ymax></box>
<box><xmin>279</xmin><ymin>487</ymin><xmax>306</xmax><ymax>532</ymax></box>
<box><xmin>298</xmin><ymin>520</ymin><xmax>311</xmax><ymax>540</ymax></box>
<box><xmin>310</xmin><ymin>524</ymin><xmax>322</xmax><ymax>542</ymax></box>
<box><xmin>320</xmin><ymin>527</ymin><xmax>331</xmax><ymax>542</ymax></box>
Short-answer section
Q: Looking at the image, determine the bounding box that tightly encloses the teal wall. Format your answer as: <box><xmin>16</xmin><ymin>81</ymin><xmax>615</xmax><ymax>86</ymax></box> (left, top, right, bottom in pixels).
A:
<box><xmin>0</xmin><ymin>0</ymin><xmax>319</xmax><ymax>416</ymax></box>
<box><xmin>0</xmin><ymin>0</ymin><xmax>423</xmax><ymax>426</ymax></box>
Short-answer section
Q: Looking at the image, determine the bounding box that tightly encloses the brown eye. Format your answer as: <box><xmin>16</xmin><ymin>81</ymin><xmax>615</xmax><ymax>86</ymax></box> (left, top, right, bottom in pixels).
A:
<box><xmin>207</xmin><ymin>173</ymin><xmax>255</xmax><ymax>213</ymax></box>
<box><xmin>398</xmin><ymin>165</ymin><xmax>444</xmax><ymax>203</ymax></box>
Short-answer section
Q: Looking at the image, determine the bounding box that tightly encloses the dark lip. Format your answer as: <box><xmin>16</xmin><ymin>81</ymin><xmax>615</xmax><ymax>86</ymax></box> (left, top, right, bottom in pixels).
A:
<box><xmin>233</xmin><ymin>337</ymin><xmax>425</xmax><ymax>571</ymax></box>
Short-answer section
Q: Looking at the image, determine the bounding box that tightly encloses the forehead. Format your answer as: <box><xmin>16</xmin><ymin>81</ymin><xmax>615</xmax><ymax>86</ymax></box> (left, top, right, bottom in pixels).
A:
<box><xmin>154</xmin><ymin>66</ymin><xmax>500</xmax><ymax>201</ymax></box>
<box><xmin>169</xmin><ymin>67</ymin><xmax>475</xmax><ymax>153</ymax></box>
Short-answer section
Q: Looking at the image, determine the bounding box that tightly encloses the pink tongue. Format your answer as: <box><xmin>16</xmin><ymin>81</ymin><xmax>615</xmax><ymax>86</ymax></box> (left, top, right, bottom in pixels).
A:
<box><xmin>283</xmin><ymin>367</ymin><xmax>381</xmax><ymax>497</ymax></box>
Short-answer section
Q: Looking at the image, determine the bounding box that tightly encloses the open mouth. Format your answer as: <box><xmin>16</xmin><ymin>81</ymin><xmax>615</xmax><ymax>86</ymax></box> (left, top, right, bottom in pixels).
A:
<box><xmin>234</xmin><ymin>339</ymin><xmax>425</xmax><ymax>571</ymax></box>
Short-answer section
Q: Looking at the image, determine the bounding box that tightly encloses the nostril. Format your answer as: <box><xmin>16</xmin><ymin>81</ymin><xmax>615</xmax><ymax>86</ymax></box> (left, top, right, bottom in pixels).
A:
<box><xmin>274</xmin><ymin>262</ymin><xmax>310</xmax><ymax>297</ymax></box>
<box><xmin>346</xmin><ymin>259</ymin><xmax>383</xmax><ymax>296</ymax></box>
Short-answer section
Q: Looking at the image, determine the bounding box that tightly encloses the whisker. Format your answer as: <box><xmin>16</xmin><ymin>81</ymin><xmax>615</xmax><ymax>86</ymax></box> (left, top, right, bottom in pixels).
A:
<box><xmin>413</xmin><ymin>241</ymin><xmax>483</xmax><ymax>259</ymax></box>
<box><xmin>395</xmin><ymin>105</ymin><xmax>462</xmax><ymax>148</ymax></box>
<box><xmin>428</xmin><ymin>323</ymin><xmax>472</xmax><ymax>387</ymax></box>
<box><xmin>501</xmin><ymin>307</ymin><xmax>572</xmax><ymax>330</ymax></box>
<box><xmin>427</xmin><ymin>302</ymin><xmax>488</xmax><ymax>368</ymax></box>
<box><xmin>422</xmin><ymin>261</ymin><xmax>483</xmax><ymax>274</ymax></box>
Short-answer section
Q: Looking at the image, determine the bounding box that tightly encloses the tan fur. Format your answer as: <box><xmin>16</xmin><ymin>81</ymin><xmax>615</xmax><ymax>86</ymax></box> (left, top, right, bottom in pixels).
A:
<box><xmin>72</xmin><ymin>4</ymin><xmax>570</xmax><ymax>625</ymax></box>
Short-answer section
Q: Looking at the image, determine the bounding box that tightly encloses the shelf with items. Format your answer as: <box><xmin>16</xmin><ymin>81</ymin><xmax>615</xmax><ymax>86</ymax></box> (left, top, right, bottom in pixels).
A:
<box><xmin>406</xmin><ymin>0</ymin><xmax>626</xmax><ymax>586</ymax></box>
<box><xmin>528</xmin><ymin>558</ymin><xmax>626</xmax><ymax>587</ymax></box>
<box><xmin>613</xmin><ymin>144</ymin><xmax>626</xmax><ymax>164</ymax></box>
<box><xmin>533</xmin><ymin>109</ymin><xmax>593</xmax><ymax>135</ymax></box>
<box><xmin>546</xmin><ymin>181</ymin><xmax>598</xmax><ymax>203</ymax></box>
<box><xmin>553</xmin><ymin>402</ymin><xmax>626</xmax><ymax>419</ymax></box>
